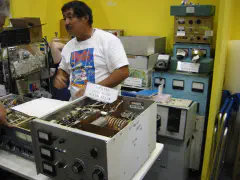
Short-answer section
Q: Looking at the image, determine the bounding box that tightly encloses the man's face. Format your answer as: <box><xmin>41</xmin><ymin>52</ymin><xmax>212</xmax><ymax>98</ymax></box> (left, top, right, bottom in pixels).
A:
<box><xmin>0</xmin><ymin>16</ymin><xmax>6</xmax><ymax>29</ymax></box>
<box><xmin>63</xmin><ymin>8</ymin><xmax>88</xmax><ymax>37</ymax></box>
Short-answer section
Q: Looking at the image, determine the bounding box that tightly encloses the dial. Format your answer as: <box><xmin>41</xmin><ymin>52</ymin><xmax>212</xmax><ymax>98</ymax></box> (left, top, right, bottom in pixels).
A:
<box><xmin>92</xmin><ymin>169</ymin><xmax>105</xmax><ymax>180</ymax></box>
<box><xmin>196</xmin><ymin>19</ymin><xmax>201</xmax><ymax>24</ymax></box>
<box><xmin>72</xmin><ymin>160</ymin><xmax>85</xmax><ymax>173</ymax></box>
<box><xmin>57</xmin><ymin>161</ymin><xmax>65</xmax><ymax>168</ymax></box>
<box><xmin>90</xmin><ymin>148</ymin><xmax>99</xmax><ymax>159</ymax></box>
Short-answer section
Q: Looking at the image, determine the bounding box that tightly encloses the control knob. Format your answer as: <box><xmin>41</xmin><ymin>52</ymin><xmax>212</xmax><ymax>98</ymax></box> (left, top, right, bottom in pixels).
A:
<box><xmin>196</xmin><ymin>19</ymin><xmax>201</xmax><ymax>24</ymax></box>
<box><xmin>92</xmin><ymin>169</ymin><xmax>105</xmax><ymax>180</ymax></box>
<box><xmin>72</xmin><ymin>162</ymin><xmax>84</xmax><ymax>173</ymax></box>
<box><xmin>90</xmin><ymin>148</ymin><xmax>99</xmax><ymax>159</ymax></box>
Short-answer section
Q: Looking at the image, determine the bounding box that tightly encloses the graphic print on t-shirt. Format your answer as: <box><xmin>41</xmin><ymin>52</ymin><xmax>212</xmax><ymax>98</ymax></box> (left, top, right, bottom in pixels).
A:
<box><xmin>70</xmin><ymin>48</ymin><xmax>95</xmax><ymax>88</ymax></box>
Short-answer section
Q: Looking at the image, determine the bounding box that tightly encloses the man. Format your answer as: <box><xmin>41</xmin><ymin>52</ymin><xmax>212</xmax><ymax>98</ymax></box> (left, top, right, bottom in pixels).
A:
<box><xmin>49</xmin><ymin>40</ymin><xmax>71</xmax><ymax>101</ymax></box>
<box><xmin>54</xmin><ymin>1</ymin><xmax>129</xmax><ymax>100</ymax></box>
<box><xmin>0</xmin><ymin>0</ymin><xmax>9</xmax><ymax>125</ymax></box>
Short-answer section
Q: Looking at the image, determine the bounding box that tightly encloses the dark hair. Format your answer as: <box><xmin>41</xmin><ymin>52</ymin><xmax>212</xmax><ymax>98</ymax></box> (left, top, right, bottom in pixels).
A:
<box><xmin>61</xmin><ymin>1</ymin><xmax>93</xmax><ymax>26</ymax></box>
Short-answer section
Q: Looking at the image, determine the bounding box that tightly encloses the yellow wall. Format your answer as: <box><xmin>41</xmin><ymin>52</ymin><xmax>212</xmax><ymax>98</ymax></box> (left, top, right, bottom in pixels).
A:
<box><xmin>63</xmin><ymin>0</ymin><xmax>218</xmax><ymax>52</ymax></box>
<box><xmin>201</xmin><ymin>0</ymin><xmax>233</xmax><ymax>179</ymax></box>
<box><xmin>10</xmin><ymin>0</ymin><xmax>219</xmax><ymax>50</ymax></box>
<box><xmin>10</xmin><ymin>0</ymin><xmax>64</xmax><ymax>41</ymax></box>
<box><xmin>230</xmin><ymin>0</ymin><xmax>240</xmax><ymax>40</ymax></box>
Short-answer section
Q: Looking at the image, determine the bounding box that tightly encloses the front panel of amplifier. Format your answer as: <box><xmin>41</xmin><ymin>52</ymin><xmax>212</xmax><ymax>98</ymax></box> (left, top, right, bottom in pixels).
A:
<box><xmin>0</xmin><ymin>126</ymin><xmax>34</xmax><ymax>160</ymax></box>
<box><xmin>31</xmin><ymin>121</ymin><xmax>108</xmax><ymax>180</ymax></box>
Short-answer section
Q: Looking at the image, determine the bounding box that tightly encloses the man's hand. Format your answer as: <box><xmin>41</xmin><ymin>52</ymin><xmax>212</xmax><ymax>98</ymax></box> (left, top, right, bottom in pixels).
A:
<box><xmin>54</xmin><ymin>69</ymin><xmax>69</xmax><ymax>89</ymax></box>
<box><xmin>54</xmin><ymin>75</ymin><xmax>68</xmax><ymax>89</ymax></box>
<box><xmin>0</xmin><ymin>104</ymin><xmax>10</xmax><ymax>127</ymax></box>
<box><xmin>75</xmin><ymin>86</ymin><xmax>86</xmax><ymax>98</ymax></box>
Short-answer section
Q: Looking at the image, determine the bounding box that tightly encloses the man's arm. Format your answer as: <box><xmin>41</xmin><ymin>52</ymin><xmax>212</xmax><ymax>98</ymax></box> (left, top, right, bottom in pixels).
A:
<box><xmin>49</xmin><ymin>41</ymin><xmax>65</xmax><ymax>64</ymax></box>
<box><xmin>54</xmin><ymin>69</ymin><xmax>69</xmax><ymax>89</ymax></box>
<box><xmin>98</xmin><ymin>65</ymin><xmax>129</xmax><ymax>88</ymax></box>
<box><xmin>54</xmin><ymin>47</ymin><xmax>71</xmax><ymax>89</ymax></box>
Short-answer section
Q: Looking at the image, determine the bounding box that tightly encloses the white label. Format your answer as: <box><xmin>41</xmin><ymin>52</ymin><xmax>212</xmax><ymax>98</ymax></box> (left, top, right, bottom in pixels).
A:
<box><xmin>178</xmin><ymin>18</ymin><xmax>185</xmax><ymax>22</ymax></box>
<box><xmin>165</xmin><ymin>98</ymin><xmax>193</xmax><ymax>108</ymax></box>
<box><xmin>43</xmin><ymin>163</ymin><xmax>53</xmax><ymax>172</ymax></box>
<box><xmin>124</xmin><ymin>77</ymin><xmax>143</xmax><ymax>87</ymax></box>
<box><xmin>177</xmin><ymin>31</ymin><xmax>186</xmax><ymax>37</ymax></box>
<box><xmin>178</xmin><ymin>26</ymin><xmax>185</xmax><ymax>31</ymax></box>
<box><xmin>130</xmin><ymin>101</ymin><xmax>144</xmax><ymax>110</ymax></box>
<box><xmin>205</xmin><ymin>30</ymin><xmax>213</xmax><ymax>37</ymax></box>
<box><xmin>186</xmin><ymin>7</ymin><xmax>195</xmax><ymax>13</ymax></box>
<box><xmin>38</xmin><ymin>131</ymin><xmax>49</xmax><ymax>141</ymax></box>
<box><xmin>84</xmin><ymin>82</ymin><xmax>118</xmax><ymax>103</ymax></box>
<box><xmin>41</xmin><ymin>148</ymin><xmax>51</xmax><ymax>157</ymax></box>
<box><xmin>177</xmin><ymin>61</ymin><xmax>200</xmax><ymax>73</ymax></box>
<box><xmin>158</xmin><ymin>55</ymin><xmax>170</xmax><ymax>60</ymax></box>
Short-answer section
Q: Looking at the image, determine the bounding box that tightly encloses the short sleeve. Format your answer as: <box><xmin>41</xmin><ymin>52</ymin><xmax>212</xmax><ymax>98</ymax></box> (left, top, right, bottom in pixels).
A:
<box><xmin>58</xmin><ymin>47</ymin><xmax>71</xmax><ymax>74</ymax></box>
<box><xmin>106</xmin><ymin>38</ymin><xmax>129</xmax><ymax>73</ymax></box>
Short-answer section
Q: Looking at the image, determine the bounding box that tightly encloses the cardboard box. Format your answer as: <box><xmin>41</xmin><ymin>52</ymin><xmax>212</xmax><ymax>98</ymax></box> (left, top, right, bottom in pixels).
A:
<box><xmin>0</xmin><ymin>27</ymin><xmax>30</xmax><ymax>47</ymax></box>
<box><xmin>103</xmin><ymin>29</ymin><xmax>124</xmax><ymax>37</ymax></box>
<box><xmin>10</xmin><ymin>18</ymin><xmax>43</xmax><ymax>43</ymax></box>
<box><xmin>127</xmin><ymin>53</ymin><xmax>158</xmax><ymax>70</ymax></box>
<box><xmin>120</xmin><ymin>36</ymin><xmax>166</xmax><ymax>56</ymax></box>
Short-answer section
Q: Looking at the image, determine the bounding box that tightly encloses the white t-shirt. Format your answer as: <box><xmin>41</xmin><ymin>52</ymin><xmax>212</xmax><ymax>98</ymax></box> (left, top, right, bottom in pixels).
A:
<box><xmin>59</xmin><ymin>28</ymin><xmax>129</xmax><ymax>99</ymax></box>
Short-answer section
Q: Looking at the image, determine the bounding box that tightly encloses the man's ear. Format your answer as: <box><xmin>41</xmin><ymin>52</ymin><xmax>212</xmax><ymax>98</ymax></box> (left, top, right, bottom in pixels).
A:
<box><xmin>83</xmin><ymin>15</ymin><xmax>89</xmax><ymax>23</ymax></box>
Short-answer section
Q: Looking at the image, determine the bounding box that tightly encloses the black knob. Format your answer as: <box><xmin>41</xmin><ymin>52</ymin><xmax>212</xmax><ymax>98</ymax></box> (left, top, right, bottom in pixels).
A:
<box><xmin>196</xmin><ymin>19</ymin><xmax>201</xmax><ymax>24</ymax></box>
<box><xmin>59</xmin><ymin>138</ymin><xmax>65</xmax><ymax>144</ymax></box>
<box><xmin>92</xmin><ymin>169</ymin><xmax>104</xmax><ymax>180</ymax></box>
<box><xmin>90</xmin><ymin>148</ymin><xmax>99</xmax><ymax>159</ymax></box>
<box><xmin>52</xmin><ymin>136</ymin><xmax>57</xmax><ymax>141</ymax></box>
<box><xmin>72</xmin><ymin>162</ymin><xmax>84</xmax><ymax>173</ymax></box>
<box><xmin>189</xmin><ymin>20</ymin><xmax>193</xmax><ymax>24</ymax></box>
<box><xmin>197</xmin><ymin>36</ymin><xmax>201</xmax><ymax>40</ymax></box>
<box><xmin>58</xmin><ymin>162</ymin><xmax>65</xmax><ymax>168</ymax></box>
